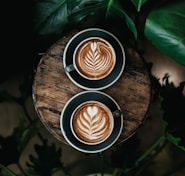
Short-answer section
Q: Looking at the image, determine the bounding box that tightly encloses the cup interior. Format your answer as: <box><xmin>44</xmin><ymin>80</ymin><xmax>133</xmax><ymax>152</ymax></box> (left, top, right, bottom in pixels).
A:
<box><xmin>60</xmin><ymin>91</ymin><xmax>123</xmax><ymax>153</ymax></box>
<box><xmin>73</xmin><ymin>37</ymin><xmax>116</xmax><ymax>80</ymax></box>
<box><xmin>70</xmin><ymin>100</ymin><xmax>114</xmax><ymax>145</ymax></box>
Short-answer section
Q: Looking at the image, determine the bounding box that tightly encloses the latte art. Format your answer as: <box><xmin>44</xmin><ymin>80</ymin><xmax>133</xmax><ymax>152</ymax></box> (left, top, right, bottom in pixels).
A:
<box><xmin>72</xmin><ymin>101</ymin><xmax>113</xmax><ymax>144</ymax></box>
<box><xmin>75</xmin><ymin>38</ymin><xmax>116</xmax><ymax>79</ymax></box>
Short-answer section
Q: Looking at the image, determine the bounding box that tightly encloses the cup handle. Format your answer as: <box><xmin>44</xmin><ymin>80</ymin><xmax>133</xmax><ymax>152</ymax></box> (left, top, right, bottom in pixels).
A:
<box><xmin>112</xmin><ymin>110</ymin><xmax>122</xmax><ymax>118</ymax></box>
<box><xmin>65</xmin><ymin>64</ymin><xmax>75</xmax><ymax>72</ymax></box>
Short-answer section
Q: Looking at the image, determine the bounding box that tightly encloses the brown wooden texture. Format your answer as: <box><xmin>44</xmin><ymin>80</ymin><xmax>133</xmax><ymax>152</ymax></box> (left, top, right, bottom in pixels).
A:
<box><xmin>32</xmin><ymin>30</ymin><xmax>152</xmax><ymax>145</ymax></box>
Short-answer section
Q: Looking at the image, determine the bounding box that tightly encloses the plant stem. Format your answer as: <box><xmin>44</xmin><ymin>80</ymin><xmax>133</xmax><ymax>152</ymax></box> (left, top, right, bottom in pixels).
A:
<box><xmin>134</xmin><ymin>135</ymin><xmax>166</xmax><ymax>167</ymax></box>
<box><xmin>135</xmin><ymin>138</ymin><xmax>168</xmax><ymax>176</ymax></box>
<box><xmin>61</xmin><ymin>166</ymin><xmax>72</xmax><ymax>176</ymax></box>
<box><xmin>122</xmin><ymin>135</ymin><xmax>166</xmax><ymax>175</ymax></box>
<box><xmin>0</xmin><ymin>164</ymin><xmax>17</xmax><ymax>176</ymax></box>
<box><xmin>112</xmin><ymin>168</ymin><xmax>122</xmax><ymax>176</ymax></box>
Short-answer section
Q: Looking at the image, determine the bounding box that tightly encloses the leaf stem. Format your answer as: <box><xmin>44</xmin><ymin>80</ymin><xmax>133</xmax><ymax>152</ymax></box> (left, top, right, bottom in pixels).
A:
<box><xmin>134</xmin><ymin>135</ymin><xmax>166</xmax><ymax>167</ymax></box>
<box><xmin>121</xmin><ymin>135</ymin><xmax>167</xmax><ymax>175</ymax></box>
<box><xmin>135</xmin><ymin>137</ymin><xmax>168</xmax><ymax>176</ymax></box>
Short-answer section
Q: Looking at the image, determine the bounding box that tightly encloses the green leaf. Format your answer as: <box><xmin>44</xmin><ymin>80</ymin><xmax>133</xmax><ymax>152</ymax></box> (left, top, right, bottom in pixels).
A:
<box><xmin>34</xmin><ymin>0</ymin><xmax>117</xmax><ymax>35</ymax></box>
<box><xmin>159</xmin><ymin>75</ymin><xmax>185</xmax><ymax>151</ymax></box>
<box><xmin>113</xmin><ymin>3</ymin><xmax>137</xmax><ymax>39</ymax></box>
<box><xmin>26</xmin><ymin>138</ymin><xmax>63</xmax><ymax>176</ymax></box>
<box><xmin>67</xmin><ymin>0</ymin><xmax>108</xmax><ymax>13</ymax></box>
<box><xmin>0</xmin><ymin>164</ymin><xmax>17</xmax><ymax>176</ymax></box>
<box><xmin>166</xmin><ymin>133</ymin><xmax>185</xmax><ymax>152</ymax></box>
<box><xmin>110</xmin><ymin>135</ymin><xmax>141</xmax><ymax>170</ymax></box>
<box><xmin>34</xmin><ymin>0</ymin><xmax>71</xmax><ymax>35</ymax></box>
<box><xmin>16</xmin><ymin>125</ymin><xmax>37</xmax><ymax>154</ymax></box>
<box><xmin>131</xmin><ymin>0</ymin><xmax>149</xmax><ymax>11</ymax></box>
<box><xmin>66</xmin><ymin>0</ymin><xmax>115</xmax><ymax>25</ymax></box>
<box><xmin>0</xmin><ymin>135</ymin><xmax>19</xmax><ymax>166</ymax></box>
<box><xmin>144</xmin><ymin>0</ymin><xmax>185</xmax><ymax>66</ymax></box>
<box><xmin>67</xmin><ymin>0</ymin><xmax>138</xmax><ymax>40</ymax></box>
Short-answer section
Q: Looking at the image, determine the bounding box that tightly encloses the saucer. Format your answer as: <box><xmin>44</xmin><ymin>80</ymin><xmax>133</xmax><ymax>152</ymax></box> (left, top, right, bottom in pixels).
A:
<box><xmin>63</xmin><ymin>28</ymin><xmax>126</xmax><ymax>90</ymax></box>
<box><xmin>60</xmin><ymin>91</ymin><xmax>123</xmax><ymax>153</ymax></box>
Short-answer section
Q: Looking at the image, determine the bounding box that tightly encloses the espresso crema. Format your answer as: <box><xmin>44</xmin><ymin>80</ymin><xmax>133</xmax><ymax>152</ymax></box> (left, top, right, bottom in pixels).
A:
<box><xmin>72</xmin><ymin>101</ymin><xmax>114</xmax><ymax>144</ymax></box>
<box><xmin>74</xmin><ymin>38</ymin><xmax>116</xmax><ymax>80</ymax></box>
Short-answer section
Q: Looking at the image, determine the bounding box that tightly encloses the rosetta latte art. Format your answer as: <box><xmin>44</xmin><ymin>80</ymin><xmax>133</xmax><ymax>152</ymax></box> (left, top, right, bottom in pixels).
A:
<box><xmin>75</xmin><ymin>38</ymin><xmax>115</xmax><ymax>79</ymax></box>
<box><xmin>72</xmin><ymin>102</ymin><xmax>113</xmax><ymax>144</ymax></box>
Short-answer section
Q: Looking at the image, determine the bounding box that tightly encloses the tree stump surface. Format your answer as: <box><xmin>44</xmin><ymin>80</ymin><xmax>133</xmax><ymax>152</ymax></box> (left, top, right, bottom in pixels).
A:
<box><xmin>32</xmin><ymin>30</ymin><xmax>152</xmax><ymax>145</ymax></box>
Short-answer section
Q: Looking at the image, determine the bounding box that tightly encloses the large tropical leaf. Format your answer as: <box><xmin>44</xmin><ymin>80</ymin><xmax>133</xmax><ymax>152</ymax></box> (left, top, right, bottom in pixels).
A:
<box><xmin>34</xmin><ymin>0</ymin><xmax>116</xmax><ymax>35</ymax></box>
<box><xmin>160</xmin><ymin>75</ymin><xmax>185</xmax><ymax>151</ymax></box>
<box><xmin>131</xmin><ymin>0</ymin><xmax>149</xmax><ymax>11</ymax></box>
<box><xmin>66</xmin><ymin>0</ymin><xmax>117</xmax><ymax>26</ymax></box>
<box><xmin>0</xmin><ymin>135</ymin><xmax>19</xmax><ymax>166</ymax></box>
<box><xmin>26</xmin><ymin>138</ymin><xmax>63</xmax><ymax>176</ymax></box>
<box><xmin>113</xmin><ymin>3</ymin><xmax>137</xmax><ymax>39</ymax></box>
<box><xmin>66</xmin><ymin>0</ymin><xmax>108</xmax><ymax>14</ymax></box>
<box><xmin>144</xmin><ymin>0</ymin><xmax>185</xmax><ymax>66</ymax></box>
<box><xmin>67</xmin><ymin>0</ymin><xmax>137</xmax><ymax>39</ymax></box>
<box><xmin>34</xmin><ymin>0</ymin><xmax>70</xmax><ymax>35</ymax></box>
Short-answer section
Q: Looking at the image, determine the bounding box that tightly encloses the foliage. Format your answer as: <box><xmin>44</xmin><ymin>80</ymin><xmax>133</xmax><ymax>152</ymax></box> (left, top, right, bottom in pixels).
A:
<box><xmin>0</xmin><ymin>72</ymin><xmax>70</xmax><ymax>176</ymax></box>
<box><xmin>160</xmin><ymin>75</ymin><xmax>185</xmax><ymax>151</ymax></box>
<box><xmin>145</xmin><ymin>0</ymin><xmax>185</xmax><ymax>66</ymax></box>
<box><xmin>150</xmin><ymin>73</ymin><xmax>185</xmax><ymax>152</ymax></box>
<box><xmin>34</xmin><ymin>0</ymin><xmax>185</xmax><ymax>66</ymax></box>
<box><xmin>26</xmin><ymin>134</ymin><xmax>64</xmax><ymax>176</ymax></box>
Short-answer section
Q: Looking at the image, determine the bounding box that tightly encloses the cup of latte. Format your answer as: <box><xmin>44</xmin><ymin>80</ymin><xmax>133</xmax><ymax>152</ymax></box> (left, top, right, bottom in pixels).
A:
<box><xmin>60</xmin><ymin>91</ymin><xmax>123</xmax><ymax>153</ymax></box>
<box><xmin>71</xmin><ymin>100</ymin><xmax>114</xmax><ymax>145</ymax></box>
<box><xmin>63</xmin><ymin>28</ymin><xmax>125</xmax><ymax>90</ymax></box>
<box><xmin>66</xmin><ymin>37</ymin><xmax>116</xmax><ymax>80</ymax></box>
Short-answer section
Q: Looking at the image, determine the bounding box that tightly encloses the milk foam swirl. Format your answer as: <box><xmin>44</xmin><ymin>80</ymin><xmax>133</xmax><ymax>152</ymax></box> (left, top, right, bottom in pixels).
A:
<box><xmin>75</xmin><ymin>38</ymin><xmax>115</xmax><ymax>79</ymax></box>
<box><xmin>72</xmin><ymin>102</ymin><xmax>113</xmax><ymax>144</ymax></box>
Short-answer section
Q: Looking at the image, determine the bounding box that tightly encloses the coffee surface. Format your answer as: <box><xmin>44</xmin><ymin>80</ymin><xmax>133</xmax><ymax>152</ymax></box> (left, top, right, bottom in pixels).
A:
<box><xmin>72</xmin><ymin>101</ymin><xmax>113</xmax><ymax>144</ymax></box>
<box><xmin>75</xmin><ymin>38</ymin><xmax>115</xmax><ymax>79</ymax></box>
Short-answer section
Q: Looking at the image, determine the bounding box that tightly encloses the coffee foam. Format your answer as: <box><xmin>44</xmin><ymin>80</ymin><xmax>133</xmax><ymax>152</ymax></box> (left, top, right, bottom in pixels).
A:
<box><xmin>72</xmin><ymin>101</ymin><xmax>113</xmax><ymax>144</ymax></box>
<box><xmin>74</xmin><ymin>38</ymin><xmax>116</xmax><ymax>80</ymax></box>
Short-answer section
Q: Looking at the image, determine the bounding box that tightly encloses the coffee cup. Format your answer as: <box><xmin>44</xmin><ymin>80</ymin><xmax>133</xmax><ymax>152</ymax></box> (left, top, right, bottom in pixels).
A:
<box><xmin>63</xmin><ymin>28</ymin><xmax>126</xmax><ymax>90</ymax></box>
<box><xmin>71</xmin><ymin>100</ymin><xmax>114</xmax><ymax>145</ymax></box>
<box><xmin>65</xmin><ymin>37</ymin><xmax>116</xmax><ymax>80</ymax></box>
<box><xmin>60</xmin><ymin>91</ymin><xmax>123</xmax><ymax>153</ymax></box>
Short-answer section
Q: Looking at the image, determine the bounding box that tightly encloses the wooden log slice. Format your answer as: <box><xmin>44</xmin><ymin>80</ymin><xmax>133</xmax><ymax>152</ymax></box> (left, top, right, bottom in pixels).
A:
<box><xmin>32</xmin><ymin>30</ymin><xmax>152</xmax><ymax>145</ymax></box>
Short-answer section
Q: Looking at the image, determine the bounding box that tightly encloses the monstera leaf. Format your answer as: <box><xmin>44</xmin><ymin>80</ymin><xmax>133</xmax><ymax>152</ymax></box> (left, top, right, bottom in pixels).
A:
<box><xmin>33</xmin><ymin>0</ymin><xmax>147</xmax><ymax>39</ymax></box>
<box><xmin>113</xmin><ymin>3</ymin><xmax>137</xmax><ymax>39</ymax></box>
<box><xmin>26</xmin><ymin>138</ymin><xmax>63</xmax><ymax>176</ymax></box>
<box><xmin>0</xmin><ymin>135</ymin><xmax>19</xmax><ymax>166</ymax></box>
<box><xmin>66</xmin><ymin>0</ymin><xmax>109</xmax><ymax>22</ymax></box>
<box><xmin>34</xmin><ymin>0</ymin><xmax>116</xmax><ymax>35</ymax></box>
<box><xmin>34</xmin><ymin>0</ymin><xmax>70</xmax><ymax>35</ymax></box>
<box><xmin>34</xmin><ymin>0</ymin><xmax>138</xmax><ymax>37</ymax></box>
<box><xmin>160</xmin><ymin>76</ymin><xmax>185</xmax><ymax>151</ymax></box>
<box><xmin>0</xmin><ymin>121</ymin><xmax>36</xmax><ymax>166</ymax></box>
<box><xmin>144</xmin><ymin>0</ymin><xmax>185</xmax><ymax>66</ymax></box>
